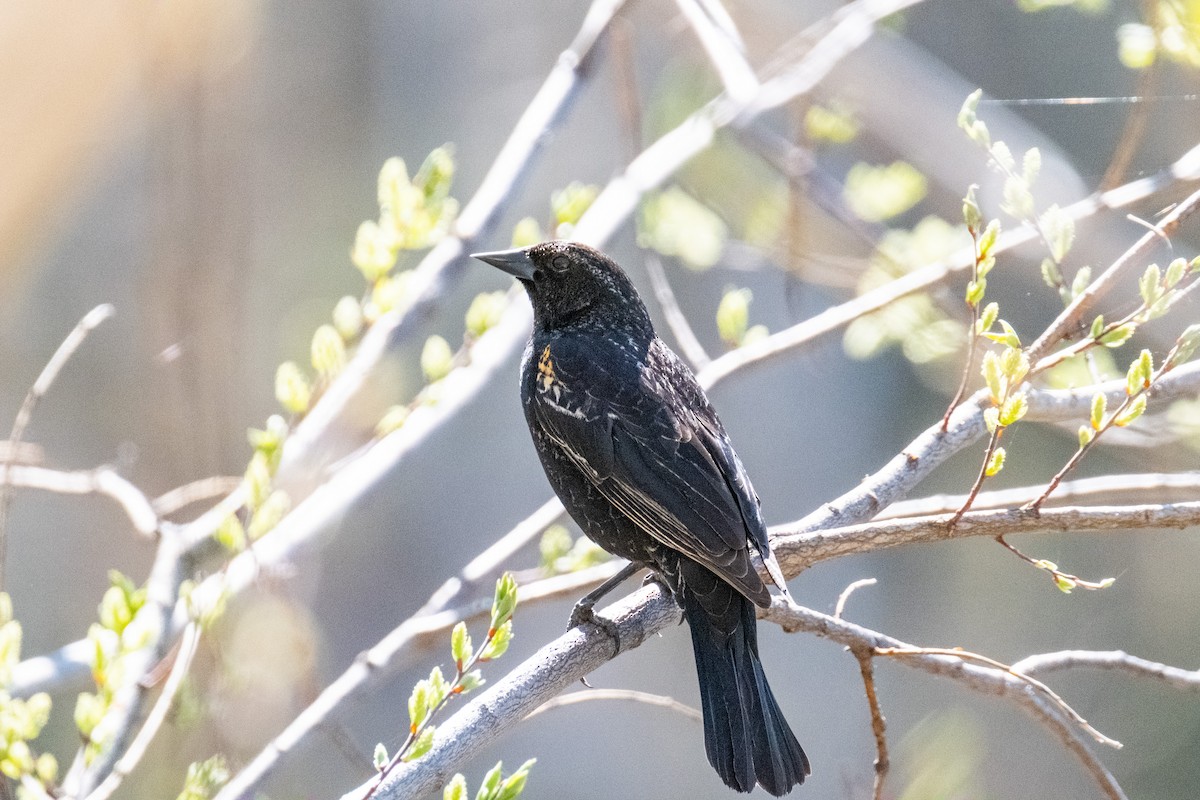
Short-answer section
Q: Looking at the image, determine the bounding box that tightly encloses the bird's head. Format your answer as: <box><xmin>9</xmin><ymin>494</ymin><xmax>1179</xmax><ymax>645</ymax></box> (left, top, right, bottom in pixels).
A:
<box><xmin>472</xmin><ymin>241</ymin><xmax>654</xmax><ymax>334</ymax></box>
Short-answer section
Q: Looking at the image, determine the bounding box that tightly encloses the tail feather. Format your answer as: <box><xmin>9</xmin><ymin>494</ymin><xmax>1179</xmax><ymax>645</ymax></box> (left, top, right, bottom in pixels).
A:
<box><xmin>681</xmin><ymin>562</ymin><xmax>809</xmax><ymax>796</ymax></box>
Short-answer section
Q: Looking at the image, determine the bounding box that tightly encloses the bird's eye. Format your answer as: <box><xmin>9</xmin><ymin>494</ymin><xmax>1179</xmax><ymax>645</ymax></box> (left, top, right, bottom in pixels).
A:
<box><xmin>551</xmin><ymin>255</ymin><xmax>569</xmax><ymax>272</ymax></box>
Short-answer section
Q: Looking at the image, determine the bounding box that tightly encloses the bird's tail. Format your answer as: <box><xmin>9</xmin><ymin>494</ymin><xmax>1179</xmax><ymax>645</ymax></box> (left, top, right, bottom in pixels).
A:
<box><xmin>680</xmin><ymin>562</ymin><xmax>809</xmax><ymax>796</ymax></box>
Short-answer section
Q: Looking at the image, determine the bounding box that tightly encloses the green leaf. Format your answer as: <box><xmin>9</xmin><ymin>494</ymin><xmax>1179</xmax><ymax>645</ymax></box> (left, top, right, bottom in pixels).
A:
<box><xmin>805</xmin><ymin>103</ymin><xmax>860</xmax><ymax>143</ymax></box>
<box><xmin>991</xmin><ymin>141</ymin><xmax>1016</xmax><ymax>172</ymax></box>
<box><xmin>1165</xmin><ymin>257</ymin><xmax>1187</xmax><ymax>288</ymax></box>
<box><xmin>376</xmin><ymin>405</ymin><xmax>410</xmax><ymax>437</ymax></box>
<box><xmin>983</xmin><ymin>406</ymin><xmax>1001</xmax><ymax>433</ymax></box>
<box><xmin>511</xmin><ymin>217</ymin><xmax>542</xmax><ymax>249</ymax></box>
<box><xmin>957</xmin><ymin>90</ymin><xmax>988</xmax><ymax>147</ymax></box>
<box><xmin>1099</xmin><ymin>324</ymin><xmax>1136</xmax><ymax>348</ymax></box>
<box><xmin>1054</xmin><ymin>574</ymin><xmax>1077</xmax><ymax>594</ymax></box>
<box><xmin>999</xmin><ymin>347</ymin><xmax>1029</xmax><ymax>383</ymax></box>
<box><xmin>214</xmin><ymin>515</ymin><xmax>246</xmax><ymax>553</ymax></box>
<box><xmin>481</xmin><ymin>620</ymin><xmax>513</xmax><ymax>661</ymax></box>
<box><xmin>310</xmin><ymin>324</ymin><xmax>346</xmax><ymax>379</ymax></box>
<box><xmin>1078</xmin><ymin>424</ymin><xmax>1094</xmax><ymax>448</ymax></box>
<box><xmin>496</xmin><ymin>759</ymin><xmax>537</xmax><ymax>800</ymax></box>
<box><xmin>982</xmin><ymin>319</ymin><xmax>1021</xmax><ymax>349</ymax></box>
<box><xmin>1113</xmin><ymin>394</ymin><xmax>1147</xmax><ymax>427</ymax></box>
<box><xmin>1000</xmin><ymin>173</ymin><xmax>1033</xmax><ymax>219</ymax></box>
<box><xmin>1040</xmin><ymin>257</ymin><xmax>1063</xmax><ymax>289</ymax></box>
<box><xmin>421</xmin><ymin>336</ymin><xmax>455</xmax><ymax>383</ymax></box>
<box><xmin>981</xmin><ymin>351</ymin><xmax>1004</xmax><ymax>403</ymax></box>
<box><xmin>842</xmin><ymin>161</ymin><xmax>929</xmax><ymax>223</ymax></box>
<box><xmin>1039</xmin><ymin>204</ymin><xmax>1074</xmax><ymax>262</ymax></box>
<box><xmin>458</xmin><ymin>670</ymin><xmax>484</xmax><ymax>693</ymax></box>
<box><xmin>490</xmin><ymin>573</ymin><xmax>518</xmax><ymax>630</ymax></box>
<box><xmin>1022</xmin><ymin>147</ymin><xmax>1042</xmax><ymax>186</ymax></box>
<box><xmin>984</xmin><ymin>446</ymin><xmax>1006</xmax><ymax>476</ymax></box>
<box><xmin>351</xmin><ymin>219</ymin><xmax>397</xmax><ymax>283</ymax></box>
<box><xmin>466</xmin><ymin>292</ymin><xmax>508</xmax><ymax>338</ymax></box>
<box><xmin>1071</xmin><ymin>266</ymin><xmax>1092</xmax><ymax>298</ymax></box>
<box><xmin>998</xmin><ymin>392</ymin><xmax>1028</xmax><ymax>426</ymax></box>
<box><xmin>1139</xmin><ymin>264</ymin><xmax>1163</xmax><ymax>306</ymax></box>
<box><xmin>1090</xmin><ymin>392</ymin><xmax>1107</xmax><ymax>430</ymax></box>
<box><xmin>1117</xmin><ymin>22</ymin><xmax>1158</xmax><ymax>69</ymax></box>
<box><xmin>247</xmin><ymin>490</ymin><xmax>290</xmax><ymax>541</ymax></box>
<box><xmin>1090</xmin><ymin>314</ymin><xmax>1105</xmax><ymax>340</ymax></box>
<box><xmin>965</xmin><ymin>279</ymin><xmax>986</xmax><ymax>307</ymax></box>
<box><xmin>274</xmin><ymin>362</ymin><xmax>312</xmax><ymax>415</ymax></box>
<box><xmin>1171</xmin><ymin>324</ymin><xmax>1200</xmax><ymax>366</ymax></box>
<box><xmin>716</xmin><ymin>289</ymin><xmax>751</xmax><ymax>347</ymax></box>
<box><xmin>977</xmin><ymin>302</ymin><xmax>999</xmax><ymax>334</ymax></box>
<box><xmin>550</xmin><ymin>182</ymin><xmax>599</xmax><ymax>230</ymax></box>
<box><xmin>427</xmin><ymin>666</ymin><xmax>449</xmax><ymax>708</ymax></box>
<box><xmin>444</xmin><ymin>775</ymin><xmax>468</xmax><ymax>800</ymax></box>
<box><xmin>639</xmin><ymin>186</ymin><xmax>727</xmax><ymax>269</ymax></box>
<box><xmin>333</xmin><ymin>295</ymin><xmax>364</xmax><ymax>340</ymax></box>
<box><xmin>373</xmin><ymin>743</ymin><xmax>389</xmax><ymax>770</ymax></box>
<box><xmin>403</xmin><ymin>726</ymin><xmax>436</xmax><ymax>762</ymax></box>
<box><xmin>962</xmin><ymin>184</ymin><xmax>982</xmax><ymax>231</ymax></box>
<box><xmin>477</xmin><ymin>761</ymin><xmax>505</xmax><ymax>800</ymax></box>
<box><xmin>977</xmin><ymin>219</ymin><xmax>1000</xmax><ymax>259</ymax></box>
<box><xmin>451</xmin><ymin>622</ymin><xmax>471</xmax><ymax>670</ymax></box>
<box><xmin>409</xmin><ymin>680</ymin><xmax>430</xmax><ymax>732</ymax></box>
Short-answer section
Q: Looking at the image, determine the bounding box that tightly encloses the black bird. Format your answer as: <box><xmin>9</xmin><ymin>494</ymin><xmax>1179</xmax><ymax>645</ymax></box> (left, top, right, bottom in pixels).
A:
<box><xmin>473</xmin><ymin>241</ymin><xmax>809</xmax><ymax>795</ymax></box>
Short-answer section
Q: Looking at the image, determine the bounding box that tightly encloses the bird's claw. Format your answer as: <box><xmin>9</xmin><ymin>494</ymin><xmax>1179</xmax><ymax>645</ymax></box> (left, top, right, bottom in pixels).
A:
<box><xmin>567</xmin><ymin>600</ymin><xmax>622</xmax><ymax>652</ymax></box>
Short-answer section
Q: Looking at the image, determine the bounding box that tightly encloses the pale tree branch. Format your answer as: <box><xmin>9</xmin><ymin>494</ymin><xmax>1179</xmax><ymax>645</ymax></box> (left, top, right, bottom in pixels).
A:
<box><xmin>81</xmin><ymin>623</ymin><xmax>203</xmax><ymax>800</ymax></box>
<box><xmin>213</xmin><ymin>562</ymin><xmax>623</xmax><ymax>800</ymax></box>
<box><xmin>877</xmin><ymin>472</ymin><xmax>1200</xmax><ymax>519</ymax></box>
<box><xmin>1011</xmin><ymin>650</ymin><xmax>1200</xmax><ymax>690</ymax></box>
<box><xmin>775</xmin><ymin>500</ymin><xmax>1200</xmax><ymax>575</ymax></box>
<box><xmin>524</xmin><ymin>688</ymin><xmax>701</xmax><ymax>722</ymax></box>
<box><xmin>0</xmin><ymin>304</ymin><xmax>115</xmax><ymax>590</ymax></box>
<box><xmin>0</xmin><ymin>465</ymin><xmax>158</xmax><ymax>540</ymax></box>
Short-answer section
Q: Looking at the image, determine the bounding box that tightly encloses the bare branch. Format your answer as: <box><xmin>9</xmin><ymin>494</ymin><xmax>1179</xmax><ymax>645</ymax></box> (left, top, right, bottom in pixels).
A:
<box><xmin>877</xmin><ymin>472</ymin><xmax>1200</xmax><ymax>519</ymax></box>
<box><xmin>672</xmin><ymin>0</ymin><xmax>758</xmax><ymax>102</ymax></box>
<box><xmin>81</xmin><ymin>623</ymin><xmax>203</xmax><ymax>800</ymax></box>
<box><xmin>1012</xmin><ymin>650</ymin><xmax>1200</xmax><ymax>691</ymax></box>
<box><xmin>774</xmin><ymin>501</ymin><xmax>1200</xmax><ymax>575</ymax></box>
<box><xmin>0</xmin><ymin>304</ymin><xmax>114</xmax><ymax>590</ymax></box>
<box><xmin>834</xmin><ymin>577</ymin><xmax>877</xmax><ymax>619</ymax></box>
<box><xmin>850</xmin><ymin>651</ymin><xmax>888</xmax><ymax>800</ymax></box>
<box><xmin>0</xmin><ymin>465</ymin><xmax>158</xmax><ymax>539</ymax></box>
<box><xmin>152</xmin><ymin>476</ymin><xmax>241</xmax><ymax>518</ymax></box>
<box><xmin>525</xmin><ymin>688</ymin><xmax>701</xmax><ymax>722</ymax></box>
<box><xmin>643</xmin><ymin>253</ymin><xmax>711</xmax><ymax>369</ymax></box>
<box><xmin>213</xmin><ymin>562</ymin><xmax>624</xmax><ymax>800</ymax></box>
<box><xmin>877</xmin><ymin>646</ymin><xmax>1120</xmax><ymax>749</ymax></box>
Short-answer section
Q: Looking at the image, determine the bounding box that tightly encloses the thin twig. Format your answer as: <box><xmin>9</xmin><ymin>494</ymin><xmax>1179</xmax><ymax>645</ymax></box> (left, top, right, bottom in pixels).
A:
<box><xmin>152</xmin><ymin>476</ymin><xmax>242</xmax><ymax>518</ymax></box>
<box><xmin>834</xmin><ymin>578</ymin><xmax>877</xmax><ymax>619</ymax></box>
<box><xmin>524</xmin><ymin>688</ymin><xmax>702</xmax><ymax>722</ymax></box>
<box><xmin>1012</xmin><ymin>650</ymin><xmax>1200</xmax><ymax>691</ymax></box>
<box><xmin>0</xmin><ymin>304</ymin><xmax>115</xmax><ymax>590</ymax></box>
<box><xmin>81</xmin><ymin>623</ymin><xmax>203</xmax><ymax>800</ymax></box>
<box><xmin>0</xmin><ymin>465</ymin><xmax>158</xmax><ymax>539</ymax></box>
<box><xmin>774</xmin><ymin>500</ymin><xmax>1200</xmax><ymax>576</ymax></box>
<box><xmin>876</xmin><ymin>646</ymin><xmax>1121</xmax><ymax>748</ymax></box>
<box><xmin>850</xmin><ymin>648</ymin><xmax>888</xmax><ymax>800</ymax></box>
<box><xmin>876</xmin><ymin>472</ymin><xmax>1200</xmax><ymax>519</ymax></box>
<box><xmin>643</xmin><ymin>254</ymin><xmax>712</xmax><ymax>369</ymax></box>
<box><xmin>1027</xmin><ymin>186</ymin><xmax>1200</xmax><ymax>367</ymax></box>
<box><xmin>213</xmin><ymin>561</ymin><xmax>623</xmax><ymax>800</ymax></box>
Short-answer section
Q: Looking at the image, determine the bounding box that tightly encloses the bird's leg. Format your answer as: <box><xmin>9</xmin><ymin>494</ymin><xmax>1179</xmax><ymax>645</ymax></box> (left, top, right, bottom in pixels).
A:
<box><xmin>568</xmin><ymin>561</ymin><xmax>644</xmax><ymax>641</ymax></box>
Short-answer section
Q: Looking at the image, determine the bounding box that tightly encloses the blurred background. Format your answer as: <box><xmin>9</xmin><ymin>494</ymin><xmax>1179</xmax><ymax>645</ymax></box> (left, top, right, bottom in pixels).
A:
<box><xmin>2</xmin><ymin>1</ymin><xmax>1199</xmax><ymax>798</ymax></box>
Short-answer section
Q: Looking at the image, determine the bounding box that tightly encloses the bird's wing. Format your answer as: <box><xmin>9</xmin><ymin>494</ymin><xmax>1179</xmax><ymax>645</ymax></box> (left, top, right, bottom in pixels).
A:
<box><xmin>531</xmin><ymin>337</ymin><xmax>772</xmax><ymax>605</ymax></box>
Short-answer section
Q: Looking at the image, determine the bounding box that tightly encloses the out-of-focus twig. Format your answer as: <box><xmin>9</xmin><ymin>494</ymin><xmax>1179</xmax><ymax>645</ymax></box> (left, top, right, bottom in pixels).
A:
<box><xmin>0</xmin><ymin>304</ymin><xmax>114</xmax><ymax>590</ymax></box>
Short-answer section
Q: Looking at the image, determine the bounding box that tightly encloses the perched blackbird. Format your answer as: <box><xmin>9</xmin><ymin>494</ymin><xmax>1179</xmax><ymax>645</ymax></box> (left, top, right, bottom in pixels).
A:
<box><xmin>473</xmin><ymin>241</ymin><xmax>809</xmax><ymax>795</ymax></box>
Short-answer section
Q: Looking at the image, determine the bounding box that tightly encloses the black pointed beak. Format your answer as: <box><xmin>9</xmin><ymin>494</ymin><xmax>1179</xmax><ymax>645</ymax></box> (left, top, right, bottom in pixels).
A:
<box><xmin>471</xmin><ymin>247</ymin><xmax>537</xmax><ymax>281</ymax></box>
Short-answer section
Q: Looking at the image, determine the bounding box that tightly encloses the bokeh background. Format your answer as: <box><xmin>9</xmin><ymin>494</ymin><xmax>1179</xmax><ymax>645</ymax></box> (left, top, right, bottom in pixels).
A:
<box><xmin>2</xmin><ymin>1</ymin><xmax>1199</xmax><ymax>798</ymax></box>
